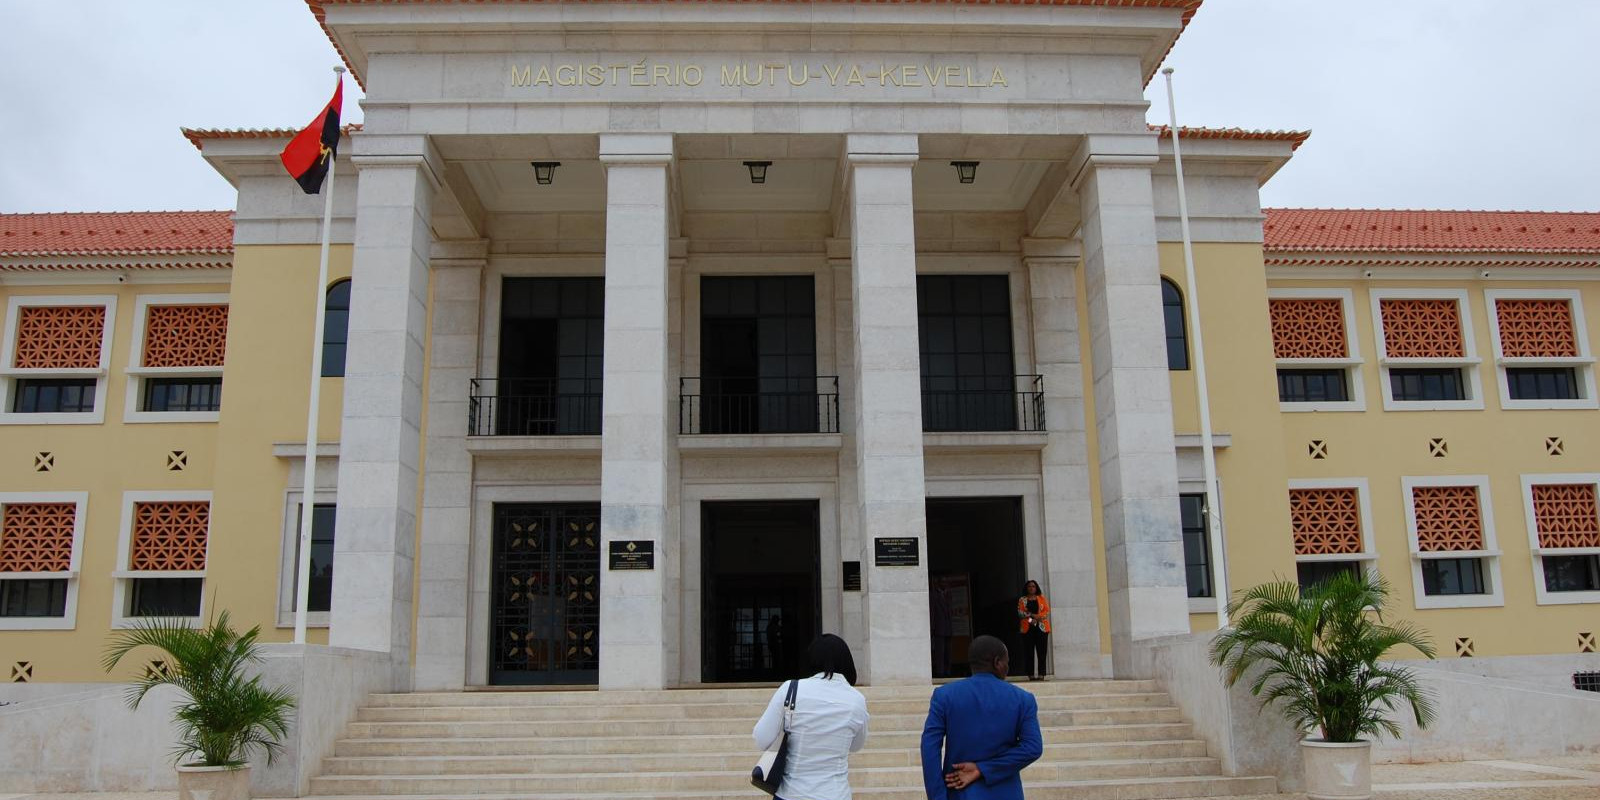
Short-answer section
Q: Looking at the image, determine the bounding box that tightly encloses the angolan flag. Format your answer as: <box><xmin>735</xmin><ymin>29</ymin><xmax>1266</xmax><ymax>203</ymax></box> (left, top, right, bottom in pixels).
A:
<box><xmin>280</xmin><ymin>78</ymin><xmax>343</xmax><ymax>194</ymax></box>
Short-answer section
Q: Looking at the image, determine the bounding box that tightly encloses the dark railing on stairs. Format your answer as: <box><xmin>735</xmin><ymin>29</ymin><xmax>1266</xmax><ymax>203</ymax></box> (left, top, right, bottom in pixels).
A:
<box><xmin>679</xmin><ymin>376</ymin><xmax>840</xmax><ymax>435</ymax></box>
<box><xmin>920</xmin><ymin>374</ymin><xmax>1044</xmax><ymax>432</ymax></box>
<box><xmin>468</xmin><ymin>377</ymin><xmax>602</xmax><ymax>436</ymax></box>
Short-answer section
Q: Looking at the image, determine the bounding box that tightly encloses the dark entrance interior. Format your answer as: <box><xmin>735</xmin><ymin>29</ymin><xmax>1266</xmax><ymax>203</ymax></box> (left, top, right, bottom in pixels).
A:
<box><xmin>489</xmin><ymin>503</ymin><xmax>601</xmax><ymax>685</ymax></box>
<box><xmin>702</xmin><ymin>500</ymin><xmax>821</xmax><ymax>683</ymax></box>
<box><xmin>697</xmin><ymin>276</ymin><xmax>818</xmax><ymax>434</ymax></box>
<box><xmin>496</xmin><ymin>277</ymin><xmax>604</xmax><ymax>435</ymax></box>
<box><xmin>926</xmin><ymin>496</ymin><xmax>1027</xmax><ymax>678</ymax></box>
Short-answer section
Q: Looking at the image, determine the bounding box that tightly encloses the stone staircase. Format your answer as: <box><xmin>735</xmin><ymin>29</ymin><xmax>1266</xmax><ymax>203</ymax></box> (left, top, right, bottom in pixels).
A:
<box><xmin>306</xmin><ymin>680</ymin><xmax>1278</xmax><ymax>800</ymax></box>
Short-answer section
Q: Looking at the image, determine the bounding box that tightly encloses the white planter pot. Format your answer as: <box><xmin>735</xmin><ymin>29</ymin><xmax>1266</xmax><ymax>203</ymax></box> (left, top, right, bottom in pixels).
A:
<box><xmin>1300</xmin><ymin>738</ymin><xmax>1371</xmax><ymax>800</ymax></box>
<box><xmin>177</xmin><ymin>763</ymin><xmax>251</xmax><ymax>800</ymax></box>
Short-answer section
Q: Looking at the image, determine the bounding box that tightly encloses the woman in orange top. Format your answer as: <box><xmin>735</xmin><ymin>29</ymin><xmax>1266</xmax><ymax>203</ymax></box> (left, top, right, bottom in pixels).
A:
<box><xmin>1017</xmin><ymin>579</ymin><xmax>1051</xmax><ymax>681</ymax></box>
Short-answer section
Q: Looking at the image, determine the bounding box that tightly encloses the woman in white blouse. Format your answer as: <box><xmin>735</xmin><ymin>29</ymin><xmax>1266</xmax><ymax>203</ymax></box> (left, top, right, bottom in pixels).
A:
<box><xmin>753</xmin><ymin>634</ymin><xmax>870</xmax><ymax>800</ymax></box>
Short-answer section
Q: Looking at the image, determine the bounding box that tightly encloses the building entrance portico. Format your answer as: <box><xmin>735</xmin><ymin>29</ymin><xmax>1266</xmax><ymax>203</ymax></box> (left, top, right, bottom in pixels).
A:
<box><xmin>319</xmin><ymin>1</ymin><xmax>1199</xmax><ymax>691</ymax></box>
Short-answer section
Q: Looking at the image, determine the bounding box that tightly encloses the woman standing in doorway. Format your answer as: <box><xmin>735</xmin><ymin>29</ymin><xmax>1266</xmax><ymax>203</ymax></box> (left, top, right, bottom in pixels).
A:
<box><xmin>752</xmin><ymin>634</ymin><xmax>870</xmax><ymax>800</ymax></box>
<box><xmin>1017</xmin><ymin>579</ymin><xmax>1051</xmax><ymax>681</ymax></box>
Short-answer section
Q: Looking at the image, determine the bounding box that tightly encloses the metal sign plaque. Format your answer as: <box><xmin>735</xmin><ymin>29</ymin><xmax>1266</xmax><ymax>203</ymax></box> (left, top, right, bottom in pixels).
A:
<box><xmin>608</xmin><ymin>540</ymin><xmax>655</xmax><ymax>570</ymax></box>
<box><xmin>873</xmin><ymin>537</ymin><xmax>919</xmax><ymax>567</ymax></box>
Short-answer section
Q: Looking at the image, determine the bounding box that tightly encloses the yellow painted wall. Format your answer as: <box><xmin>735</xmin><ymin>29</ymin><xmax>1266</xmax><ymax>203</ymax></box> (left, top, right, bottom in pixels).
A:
<box><xmin>1</xmin><ymin>279</ymin><xmax>228</xmax><ymax>682</ymax></box>
<box><xmin>1274</xmin><ymin>276</ymin><xmax>1600</xmax><ymax>659</ymax></box>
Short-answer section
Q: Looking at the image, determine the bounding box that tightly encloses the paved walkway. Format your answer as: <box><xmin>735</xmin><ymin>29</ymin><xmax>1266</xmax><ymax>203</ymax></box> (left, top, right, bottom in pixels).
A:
<box><xmin>4</xmin><ymin>756</ymin><xmax>1598</xmax><ymax>800</ymax></box>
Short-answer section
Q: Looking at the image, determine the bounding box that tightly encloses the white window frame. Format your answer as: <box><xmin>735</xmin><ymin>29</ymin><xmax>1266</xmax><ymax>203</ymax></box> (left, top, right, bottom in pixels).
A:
<box><xmin>1485</xmin><ymin>289</ymin><xmax>1597</xmax><ymax>411</ymax></box>
<box><xmin>123</xmin><ymin>294</ymin><xmax>229</xmax><ymax>423</ymax></box>
<box><xmin>275</xmin><ymin>489</ymin><xmax>336</xmax><ymax>629</ymax></box>
<box><xmin>1288</xmin><ymin>478</ymin><xmax>1378</xmax><ymax>583</ymax></box>
<box><xmin>0</xmin><ymin>295</ymin><xmax>118</xmax><ymax>425</ymax></box>
<box><xmin>1370</xmin><ymin>288</ymin><xmax>1484</xmax><ymax>411</ymax></box>
<box><xmin>1402</xmin><ymin>475</ymin><xmax>1503</xmax><ymax>609</ymax></box>
<box><xmin>1269</xmin><ymin>289</ymin><xmax>1366</xmax><ymax>412</ymax></box>
<box><xmin>1520</xmin><ymin>474</ymin><xmax>1600</xmax><ymax>606</ymax></box>
<box><xmin>0</xmin><ymin>491</ymin><xmax>89</xmax><ymax>631</ymax></box>
<box><xmin>111</xmin><ymin>490</ymin><xmax>211</xmax><ymax>628</ymax></box>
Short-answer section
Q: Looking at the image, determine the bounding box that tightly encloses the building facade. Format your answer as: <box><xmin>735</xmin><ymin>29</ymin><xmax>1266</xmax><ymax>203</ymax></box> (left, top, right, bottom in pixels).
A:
<box><xmin>2</xmin><ymin>0</ymin><xmax>1597</xmax><ymax>701</ymax></box>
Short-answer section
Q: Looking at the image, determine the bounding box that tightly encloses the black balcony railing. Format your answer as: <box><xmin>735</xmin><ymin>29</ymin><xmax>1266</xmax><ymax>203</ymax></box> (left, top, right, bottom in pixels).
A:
<box><xmin>921</xmin><ymin>374</ymin><xmax>1044</xmax><ymax>433</ymax></box>
<box><xmin>680</xmin><ymin>376</ymin><xmax>840</xmax><ymax>435</ymax></box>
<box><xmin>469</xmin><ymin>378</ymin><xmax>602</xmax><ymax>436</ymax></box>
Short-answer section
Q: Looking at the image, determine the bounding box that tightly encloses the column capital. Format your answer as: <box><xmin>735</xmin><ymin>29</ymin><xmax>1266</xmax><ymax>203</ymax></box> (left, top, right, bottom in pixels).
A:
<box><xmin>845</xmin><ymin>133</ymin><xmax>918</xmax><ymax>164</ymax></box>
<box><xmin>1021</xmin><ymin>238</ymin><xmax>1081</xmax><ymax>263</ymax></box>
<box><xmin>430</xmin><ymin>238</ymin><xmax>490</xmax><ymax>268</ymax></box>
<box><xmin>1067</xmin><ymin>132</ymin><xmax>1159</xmax><ymax>190</ymax></box>
<box><xmin>350</xmin><ymin>134</ymin><xmax>446</xmax><ymax>191</ymax></box>
<box><xmin>599</xmin><ymin>133</ymin><xmax>674</xmax><ymax>166</ymax></box>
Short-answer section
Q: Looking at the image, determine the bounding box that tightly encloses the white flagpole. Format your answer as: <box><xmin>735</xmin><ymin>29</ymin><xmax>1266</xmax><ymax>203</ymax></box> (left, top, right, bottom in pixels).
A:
<box><xmin>1161</xmin><ymin>67</ymin><xmax>1229</xmax><ymax>626</ymax></box>
<box><xmin>294</xmin><ymin>65</ymin><xmax>345</xmax><ymax>644</ymax></box>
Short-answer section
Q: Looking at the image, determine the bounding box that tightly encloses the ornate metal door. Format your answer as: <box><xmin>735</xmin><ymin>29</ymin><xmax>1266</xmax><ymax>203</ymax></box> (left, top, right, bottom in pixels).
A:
<box><xmin>490</xmin><ymin>503</ymin><xmax>600</xmax><ymax>685</ymax></box>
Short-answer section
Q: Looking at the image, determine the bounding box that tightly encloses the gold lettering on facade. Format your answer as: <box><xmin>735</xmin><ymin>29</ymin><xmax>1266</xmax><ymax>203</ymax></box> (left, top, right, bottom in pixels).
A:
<box><xmin>507</xmin><ymin>61</ymin><xmax>1009</xmax><ymax>90</ymax></box>
<box><xmin>533</xmin><ymin>65</ymin><xmax>553</xmax><ymax>87</ymax></box>
<box><xmin>511</xmin><ymin>65</ymin><xmax>533</xmax><ymax>87</ymax></box>
<box><xmin>822</xmin><ymin>64</ymin><xmax>843</xmax><ymax>85</ymax></box>
<box><xmin>845</xmin><ymin>65</ymin><xmax>865</xmax><ymax>87</ymax></box>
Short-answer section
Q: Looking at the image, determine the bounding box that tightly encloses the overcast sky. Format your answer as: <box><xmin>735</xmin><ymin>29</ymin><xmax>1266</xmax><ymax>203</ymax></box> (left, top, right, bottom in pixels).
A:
<box><xmin>1</xmin><ymin>0</ymin><xmax>1594</xmax><ymax>214</ymax></box>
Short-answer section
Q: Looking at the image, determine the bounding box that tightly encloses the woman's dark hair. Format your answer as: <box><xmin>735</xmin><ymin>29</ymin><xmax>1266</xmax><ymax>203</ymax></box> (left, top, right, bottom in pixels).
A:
<box><xmin>807</xmin><ymin>633</ymin><xmax>858</xmax><ymax>686</ymax></box>
<box><xmin>1023</xmin><ymin>579</ymin><xmax>1041</xmax><ymax>595</ymax></box>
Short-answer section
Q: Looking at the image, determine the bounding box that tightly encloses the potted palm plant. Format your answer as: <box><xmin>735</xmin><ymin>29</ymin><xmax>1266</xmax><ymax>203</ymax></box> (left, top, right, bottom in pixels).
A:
<box><xmin>1209</xmin><ymin>571</ymin><xmax>1435</xmax><ymax>800</ymax></box>
<box><xmin>103</xmin><ymin>610</ymin><xmax>296</xmax><ymax>800</ymax></box>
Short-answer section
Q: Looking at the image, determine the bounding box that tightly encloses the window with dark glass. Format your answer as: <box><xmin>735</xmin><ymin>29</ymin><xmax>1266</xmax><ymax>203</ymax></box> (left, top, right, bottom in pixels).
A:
<box><xmin>1420</xmin><ymin>557</ymin><xmax>1486</xmax><ymax>595</ymax></box>
<box><xmin>1277</xmin><ymin>369</ymin><xmax>1350</xmax><ymax>403</ymax></box>
<box><xmin>0</xmin><ymin>578</ymin><xmax>67</xmax><ymax>617</ymax></box>
<box><xmin>321</xmin><ymin>279</ymin><xmax>352</xmax><ymax>378</ymax></box>
<box><xmin>1162</xmin><ymin>278</ymin><xmax>1189</xmax><ymax>371</ymax></box>
<box><xmin>697</xmin><ymin>276</ymin><xmax>817</xmax><ymax>434</ymax></box>
<box><xmin>1389</xmin><ymin>368</ymin><xmax>1465</xmax><ymax>402</ymax></box>
<box><xmin>1543</xmin><ymin>554</ymin><xmax>1600</xmax><ymax>593</ymax></box>
<box><xmin>917</xmin><ymin>275</ymin><xmax>1018</xmax><ymax>432</ymax></box>
<box><xmin>143</xmin><ymin>377</ymin><xmax>222</xmax><ymax>412</ymax></box>
<box><xmin>129</xmin><ymin>577</ymin><xmax>204</xmax><ymax>617</ymax></box>
<box><xmin>1507</xmin><ymin>367</ymin><xmax>1579</xmax><ymax>401</ymax></box>
<box><xmin>1179</xmin><ymin>493</ymin><xmax>1212</xmax><ymax>598</ymax></box>
<box><xmin>1296</xmin><ymin>560</ymin><xmax>1361</xmax><ymax>591</ymax></box>
<box><xmin>495</xmin><ymin>277</ymin><xmax>604</xmax><ymax>435</ymax></box>
<box><xmin>11</xmin><ymin>378</ymin><xmax>97</xmax><ymax>413</ymax></box>
<box><xmin>294</xmin><ymin>504</ymin><xmax>336</xmax><ymax>613</ymax></box>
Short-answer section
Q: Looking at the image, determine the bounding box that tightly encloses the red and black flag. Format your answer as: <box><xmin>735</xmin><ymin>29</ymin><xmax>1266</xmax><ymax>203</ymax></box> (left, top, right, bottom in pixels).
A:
<box><xmin>280</xmin><ymin>78</ymin><xmax>343</xmax><ymax>194</ymax></box>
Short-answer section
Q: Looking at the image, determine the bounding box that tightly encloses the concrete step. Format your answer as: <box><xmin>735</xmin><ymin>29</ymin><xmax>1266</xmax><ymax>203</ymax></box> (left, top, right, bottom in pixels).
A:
<box><xmin>353</xmin><ymin>692</ymin><xmax>1175</xmax><ymax>722</ymax></box>
<box><xmin>308</xmin><ymin>758</ymin><xmax>1226</xmax><ymax>795</ymax></box>
<box><xmin>297</xmin><ymin>774</ymin><xmax>1276</xmax><ymax>800</ymax></box>
<box><xmin>332</xmin><ymin>723</ymin><xmax>1200</xmax><ymax>757</ymax></box>
<box><xmin>362</xmin><ymin>680</ymin><xmax>1163</xmax><ymax>707</ymax></box>
<box><xmin>322</xmin><ymin>739</ymin><xmax>1208</xmax><ymax>772</ymax></box>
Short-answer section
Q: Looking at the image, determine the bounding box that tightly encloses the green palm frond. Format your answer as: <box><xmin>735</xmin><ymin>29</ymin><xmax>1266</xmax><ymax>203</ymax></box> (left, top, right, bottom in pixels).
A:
<box><xmin>103</xmin><ymin>610</ymin><xmax>296</xmax><ymax>767</ymax></box>
<box><xmin>1209</xmin><ymin>571</ymin><xmax>1436</xmax><ymax>743</ymax></box>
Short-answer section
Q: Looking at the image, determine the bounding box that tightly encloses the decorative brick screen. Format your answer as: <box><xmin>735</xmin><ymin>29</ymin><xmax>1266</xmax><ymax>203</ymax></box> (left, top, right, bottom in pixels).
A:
<box><xmin>11</xmin><ymin>306</ymin><xmax>106</xmax><ymax>369</ymax></box>
<box><xmin>1380</xmin><ymin>299</ymin><xmax>1465</xmax><ymax>358</ymax></box>
<box><xmin>1496</xmin><ymin>299</ymin><xmax>1578</xmax><ymax>358</ymax></box>
<box><xmin>129</xmin><ymin>501</ymin><xmax>209</xmax><ymax>570</ymax></box>
<box><xmin>1270</xmin><ymin>299</ymin><xmax>1348</xmax><ymax>359</ymax></box>
<box><xmin>1290</xmin><ymin>488</ymin><xmax>1363</xmax><ymax>555</ymax></box>
<box><xmin>1532</xmin><ymin>484</ymin><xmax>1600</xmax><ymax>549</ymax></box>
<box><xmin>142</xmin><ymin>305</ymin><xmax>229</xmax><ymax>367</ymax></box>
<box><xmin>1412</xmin><ymin>486</ymin><xmax>1485</xmax><ymax>551</ymax></box>
<box><xmin>0</xmin><ymin>503</ymin><xmax>75</xmax><ymax>572</ymax></box>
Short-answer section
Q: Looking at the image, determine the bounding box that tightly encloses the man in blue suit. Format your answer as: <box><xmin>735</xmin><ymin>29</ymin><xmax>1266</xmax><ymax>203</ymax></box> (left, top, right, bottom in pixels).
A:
<box><xmin>920</xmin><ymin>635</ymin><xmax>1043</xmax><ymax>799</ymax></box>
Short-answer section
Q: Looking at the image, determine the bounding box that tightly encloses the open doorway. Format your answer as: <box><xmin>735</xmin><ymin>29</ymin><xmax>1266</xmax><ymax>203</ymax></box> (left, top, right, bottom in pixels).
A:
<box><xmin>701</xmin><ymin>500</ymin><xmax>821</xmax><ymax>683</ymax></box>
<box><xmin>926</xmin><ymin>496</ymin><xmax>1027</xmax><ymax>678</ymax></box>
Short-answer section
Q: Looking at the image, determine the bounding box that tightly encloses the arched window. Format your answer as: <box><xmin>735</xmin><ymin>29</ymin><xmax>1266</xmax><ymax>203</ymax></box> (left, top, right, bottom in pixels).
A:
<box><xmin>321</xmin><ymin>279</ymin><xmax>352</xmax><ymax>378</ymax></box>
<box><xmin>1161</xmin><ymin>278</ymin><xmax>1190</xmax><ymax>371</ymax></box>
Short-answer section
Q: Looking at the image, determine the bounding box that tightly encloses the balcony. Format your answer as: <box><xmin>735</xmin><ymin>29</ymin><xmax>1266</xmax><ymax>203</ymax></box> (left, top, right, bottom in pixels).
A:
<box><xmin>921</xmin><ymin>374</ymin><xmax>1046</xmax><ymax>451</ymax></box>
<box><xmin>678</xmin><ymin>376</ymin><xmax>841</xmax><ymax>453</ymax></box>
<box><xmin>467</xmin><ymin>378</ymin><xmax>601</xmax><ymax>437</ymax></box>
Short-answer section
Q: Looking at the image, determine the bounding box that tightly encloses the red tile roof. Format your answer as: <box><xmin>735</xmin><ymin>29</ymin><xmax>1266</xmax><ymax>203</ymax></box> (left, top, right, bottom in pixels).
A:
<box><xmin>305</xmin><ymin>0</ymin><xmax>1204</xmax><ymax>88</ymax></box>
<box><xmin>1264</xmin><ymin>208</ymin><xmax>1600</xmax><ymax>255</ymax></box>
<box><xmin>1152</xmin><ymin>125</ymin><xmax>1310</xmax><ymax>151</ymax></box>
<box><xmin>181</xmin><ymin>124</ymin><xmax>363</xmax><ymax>151</ymax></box>
<box><xmin>0</xmin><ymin>211</ymin><xmax>234</xmax><ymax>257</ymax></box>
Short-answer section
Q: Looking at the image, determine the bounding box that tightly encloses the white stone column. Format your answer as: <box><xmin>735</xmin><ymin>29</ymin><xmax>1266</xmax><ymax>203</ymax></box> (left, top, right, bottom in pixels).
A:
<box><xmin>1072</xmin><ymin>135</ymin><xmax>1190</xmax><ymax>675</ymax></box>
<box><xmin>597</xmin><ymin>133</ymin><xmax>674</xmax><ymax>690</ymax></box>
<box><xmin>845</xmin><ymin>135</ymin><xmax>931</xmax><ymax>686</ymax></box>
<box><xmin>1025</xmin><ymin>242</ymin><xmax>1105</xmax><ymax>678</ymax></box>
<box><xmin>830</xmin><ymin>249</ymin><xmax>868</xmax><ymax>670</ymax></box>
<box><xmin>330</xmin><ymin>134</ymin><xmax>440</xmax><ymax>688</ymax></box>
<box><xmin>413</xmin><ymin>241</ymin><xmax>485</xmax><ymax>691</ymax></box>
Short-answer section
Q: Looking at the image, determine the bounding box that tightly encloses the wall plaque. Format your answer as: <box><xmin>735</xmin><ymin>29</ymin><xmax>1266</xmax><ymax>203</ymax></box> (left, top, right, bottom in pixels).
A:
<box><xmin>873</xmin><ymin>537</ymin><xmax>919</xmax><ymax>567</ymax></box>
<box><xmin>608</xmin><ymin>540</ymin><xmax>655</xmax><ymax>570</ymax></box>
<box><xmin>842</xmin><ymin>561</ymin><xmax>862</xmax><ymax>591</ymax></box>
